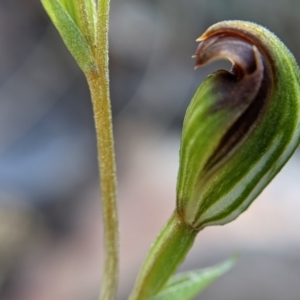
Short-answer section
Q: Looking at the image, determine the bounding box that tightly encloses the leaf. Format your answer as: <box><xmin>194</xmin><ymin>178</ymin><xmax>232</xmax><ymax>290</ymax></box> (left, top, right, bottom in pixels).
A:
<box><xmin>60</xmin><ymin>0</ymin><xmax>97</xmax><ymax>46</ymax></box>
<box><xmin>41</xmin><ymin>0</ymin><xmax>96</xmax><ymax>73</ymax></box>
<box><xmin>150</xmin><ymin>256</ymin><xmax>237</xmax><ymax>300</ymax></box>
<box><xmin>80</xmin><ymin>0</ymin><xmax>97</xmax><ymax>45</ymax></box>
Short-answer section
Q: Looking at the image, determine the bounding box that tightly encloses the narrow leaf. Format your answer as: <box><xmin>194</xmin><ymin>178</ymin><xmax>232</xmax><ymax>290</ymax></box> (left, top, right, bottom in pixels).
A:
<box><xmin>76</xmin><ymin>0</ymin><xmax>97</xmax><ymax>46</ymax></box>
<box><xmin>60</xmin><ymin>0</ymin><xmax>80</xmax><ymax>26</ymax></box>
<box><xmin>150</xmin><ymin>256</ymin><xmax>237</xmax><ymax>300</ymax></box>
<box><xmin>41</xmin><ymin>0</ymin><xmax>96</xmax><ymax>73</ymax></box>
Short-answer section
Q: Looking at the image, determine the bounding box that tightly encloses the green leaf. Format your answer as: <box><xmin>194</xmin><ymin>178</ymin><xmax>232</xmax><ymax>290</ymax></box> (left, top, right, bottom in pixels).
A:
<box><xmin>60</xmin><ymin>0</ymin><xmax>97</xmax><ymax>46</ymax></box>
<box><xmin>41</xmin><ymin>0</ymin><xmax>96</xmax><ymax>73</ymax></box>
<box><xmin>150</xmin><ymin>256</ymin><xmax>237</xmax><ymax>300</ymax></box>
<box><xmin>60</xmin><ymin>0</ymin><xmax>80</xmax><ymax>26</ymax></box>
<box><xmin>81</xmin><ymin>0</ymin><xmax>97</xmax><ymax>45</ymax></box>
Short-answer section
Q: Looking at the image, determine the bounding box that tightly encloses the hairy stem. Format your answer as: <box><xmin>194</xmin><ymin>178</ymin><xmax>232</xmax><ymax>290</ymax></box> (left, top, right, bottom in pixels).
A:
<box><xmin>87</xmin><ymin>69</ymin><xmax>118</xmax><ymax>300</ymax></box>
<box><xmin>86</xmin><ymin>1</ymin><xmax>118</xmax><ymax>299</ymax></box>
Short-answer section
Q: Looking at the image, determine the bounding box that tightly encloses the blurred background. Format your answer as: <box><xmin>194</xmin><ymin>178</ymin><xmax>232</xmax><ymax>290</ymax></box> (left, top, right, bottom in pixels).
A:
<box><xmin>0</xmin><ymin>0</ymin><xmax>300</xmax><ymax>299</ymax></box>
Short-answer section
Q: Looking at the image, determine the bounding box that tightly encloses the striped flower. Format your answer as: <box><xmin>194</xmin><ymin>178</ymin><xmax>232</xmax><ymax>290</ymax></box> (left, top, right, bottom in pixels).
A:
<box><xmin>176</xmin><ymin>21</ymin><xmax>300</xmax><ymax>230</ymax></box>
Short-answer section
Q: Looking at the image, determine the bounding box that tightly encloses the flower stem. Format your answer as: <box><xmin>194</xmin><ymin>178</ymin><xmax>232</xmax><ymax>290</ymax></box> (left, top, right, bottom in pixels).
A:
<box><xmin>86</xmin><ymin>1</ymin><xmax>118</xmax><ymax>299</ymax></box>
<box><xmin>87</xmin><ymin>70</ymin><xmax>118</xmax><ymax>300</ymax></box>
<box><xmin>129</xmin><ymin>212</ymin><xmax>198</xmax><ymax>300</ymax></box>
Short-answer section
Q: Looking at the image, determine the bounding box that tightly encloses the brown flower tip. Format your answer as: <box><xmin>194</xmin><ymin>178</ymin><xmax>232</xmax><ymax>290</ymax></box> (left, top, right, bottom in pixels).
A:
<box><xmin>192</xmin><ymin>22</ymin><xmax>274</xmax><ymax>173</ymax></box>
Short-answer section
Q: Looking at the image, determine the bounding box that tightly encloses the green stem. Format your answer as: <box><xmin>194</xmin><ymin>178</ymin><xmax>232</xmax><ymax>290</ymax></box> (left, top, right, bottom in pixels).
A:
<box><xmin>129</xmin><ymin>212</ymin><xmax>198</xmax><ymax>300</ymax></box>
<box><xmin>87</xmin><ymin>70</ymin><xmax>118</xmax><ymax>300</ymax></box>
<box><xmin>86</xmin><ymin>2</ymin><xmax>118</xmax><ymax>299</ymax></box>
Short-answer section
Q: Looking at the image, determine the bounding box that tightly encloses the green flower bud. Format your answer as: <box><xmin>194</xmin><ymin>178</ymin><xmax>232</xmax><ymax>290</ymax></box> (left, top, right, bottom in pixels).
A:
<box><xmin>177</xmin><ymin>21</ymin><xmax>300</xmax><ymax>230</ymax></box>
